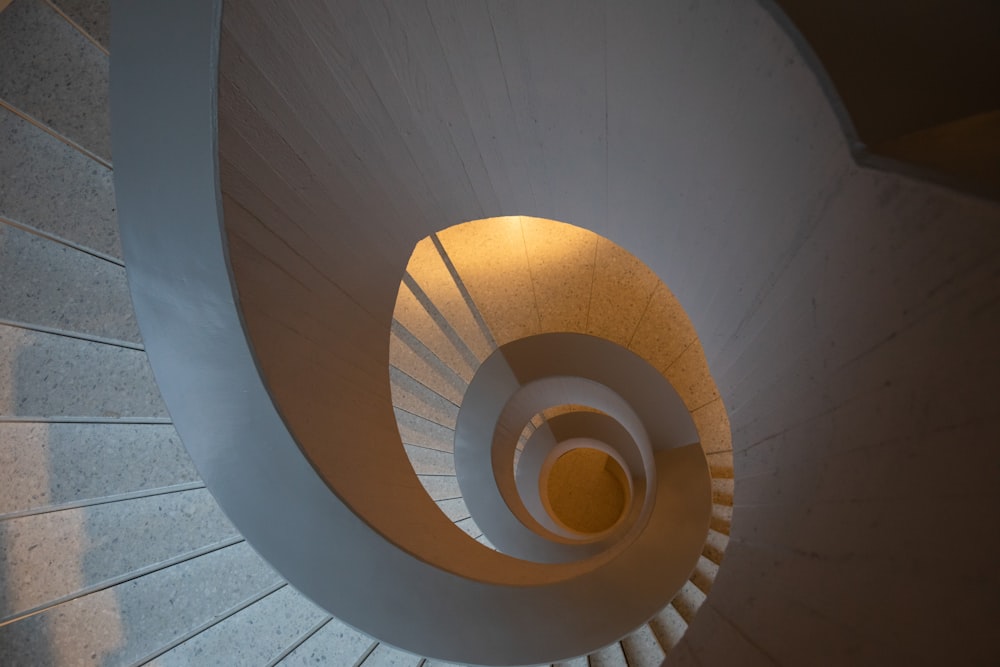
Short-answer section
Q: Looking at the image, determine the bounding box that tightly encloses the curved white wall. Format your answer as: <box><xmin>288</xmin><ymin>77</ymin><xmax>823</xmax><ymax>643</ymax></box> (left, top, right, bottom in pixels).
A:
<box><xmin>116</xmin><ymin>0</ymin><xmax>1000</xmax><ymax>664</ymax></box>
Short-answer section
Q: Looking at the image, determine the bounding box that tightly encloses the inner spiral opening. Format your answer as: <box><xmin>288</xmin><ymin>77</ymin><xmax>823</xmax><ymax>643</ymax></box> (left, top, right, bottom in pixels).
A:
<box><xmin>545</xmin><ymin>446</ymin><xmax>629</xmax><ymax>534</ymax></box>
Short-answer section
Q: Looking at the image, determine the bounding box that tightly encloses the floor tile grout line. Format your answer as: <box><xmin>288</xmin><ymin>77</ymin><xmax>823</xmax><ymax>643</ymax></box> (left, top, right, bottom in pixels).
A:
<box><xmin>264</xmin><ymin>615</ymin><xmax>333</xmax><ymax>667</ymax></box>
<box><xmin>41</xmin><ymin>0</ymin><xmax>109</xmax><ymax>56</ymax></box>
<box><xmin>352</xmin><ymin>641</ymin><xmax>380</xmax><ymax>667</ymax></box>
<box><xmin>389</xmin><ymin>364</ymin><xmax>462</xmax><ymax>412</ymax></box>
<box><xmin>0</xmin><ymin>416</ymin><xmax>172</xmax><ymax>424</ymax></box>
<box><xmin>0</xmin><ymin>481</ymin><xmax>207</xmax><ymax>522</ymax></box>
<box><xmin>0</xmin><ymin>536</ymin><xmax>246</xmax><ymax>628</ymax></box>
<box><xmin>391</xmin><ymin>402</ymin><xmax>458</xmax><ymax>432</ymax></box>
<box><xmin>0</xmin><ymin>98</ymin><xmax>111</xmax><ymax>169</ymax></box>
<box><xmin>391</xmin><ymin>319</ymin><xmax>469</xmax><ymax>396</ymax></box>
<box><xmin>402</xmin><ymin>270</ymin><xmax>483</xmax><ymax>374</ymax></box>
<box><xmin>0</xmin><ymin>318</ymin><xmax>143</xmax><ymax>351</ymax></box>
<box><xmin>0</xmin><ymin>215</ymin><xmax>124</xmax><ymax>266</ymax></box>
<box><xmin>130</xmin><ymin>582</ymin><xmax>288</xmax><ymax>667</ymax></box>
<box><xmin>402</xmin><ymin>440</ymin><xmax>455</xmax><ymax>456</ymax></box>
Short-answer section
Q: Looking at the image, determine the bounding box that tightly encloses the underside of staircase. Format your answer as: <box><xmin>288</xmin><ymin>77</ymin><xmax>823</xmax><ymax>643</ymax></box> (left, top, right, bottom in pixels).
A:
<box><xmin>3</xmin><ymin>0</ymin><xmax>1000</xmax><ymax>666</ymax></box>
<box><xmin>0</xmin><ymin>1</ymin><xmax>725</xmax><ymax>664</ymax></box>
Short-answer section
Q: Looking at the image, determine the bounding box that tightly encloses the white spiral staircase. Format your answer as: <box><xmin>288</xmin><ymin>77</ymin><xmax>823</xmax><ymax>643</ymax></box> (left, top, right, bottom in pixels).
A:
<box><xmin>0</xmin><ymin>1</ymin><xmax>730</xmax><ymax>664</ymax></box>
<box><xmin>3</xmin><ymin>0</ymin><xmax>999</xmax><ymax>665</ymax></box>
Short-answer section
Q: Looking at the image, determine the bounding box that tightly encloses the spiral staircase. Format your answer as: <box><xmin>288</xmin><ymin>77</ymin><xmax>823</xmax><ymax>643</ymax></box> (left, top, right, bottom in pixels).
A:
<box><xmin>2</xmin><ymin>0</ymin><xmax>999</xmax><ymax>665</ymax></box>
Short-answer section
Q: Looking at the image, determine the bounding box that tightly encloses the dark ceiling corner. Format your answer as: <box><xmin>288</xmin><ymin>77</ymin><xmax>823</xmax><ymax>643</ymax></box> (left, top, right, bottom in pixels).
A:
<box><xmin>771</xmin><ymin>0</ymin><xmax>1000</xmax><ymax>197</ymax></box>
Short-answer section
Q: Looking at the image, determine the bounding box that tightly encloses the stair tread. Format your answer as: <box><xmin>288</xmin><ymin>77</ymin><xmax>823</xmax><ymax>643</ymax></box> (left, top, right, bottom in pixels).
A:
<box><xmin>394</xmin><ymin>408</ymin><xmax>455</xmax><ymax>453</ymax></box>
<box><xmin>672</xmin><ymin>581</ymin><xmax>707</xmax><ymax>624</ymax></box>
<box><xmin>402</xmin><ymin>237</ymin><xmax>495</xmax><ymax>363</ymax></box>
<box><xmin>362</xmin><ymin>643</ymin><xmax>422</xmax><ymax>666</ymax></box>
<box><xmin>394</xmin><ymin>280</ymin><xmax>478</xmax><ymax>383</ymax></box>
<box><xmin>147</xmin><ymin>585</ymin><xmax>328</xmax><ymax>667</ymax></box>
<box><xmin>403</xmin><ymin>445</ymin><xmax>456</xmax><ymax>476</ymax></box>
<box><xmin>0</xmin><ymin>325</ymin><xmax>167</xmax><ymax>419</ymax></box>
<box><xmin>703</xmin><ymin>528</ymin><xmax>730</xmax><ymax>564</ymax></box>
<box><xmin>0</xmin><ymin>0</ymin><xmax>110</xmax><ymax>160</ymax></box>
<box><xmin>0</xmin><ymin>488</ymin><xmax>238</xmax><ymax>620</ymax></box>
<box><xmin>436</xmin><ymin>497</ymin><xmax>472</xmax><ymax>522</ymax></box>
<box><xmin>390</xmin><ymin>328</ymin><xmax>467</xmax><ymax>406</ymax></box>
<box><xmin>691</xmin><ymin>555</ymin><xmax>720</xmax><ymax>594</ymax></box>
<box><xmin>49</xmin><ymin>0</ymin><xmax>109</xmax><ymax>51</ymax></box>
<box><xmin>416</xmin><ymin>475</ymin><xmax>461</xmax><ymax>501</ymax></box>
<box><xmin>0</xmin><ymin>541</ymin><xmax>281</xmax><ymax>666</ymax></box>
<box><xmin>0</xmin><ymin>422</ymin><xmax>197</xmax><ymax>517</ymax></box>
<box><xmin>390</xmin><ymin>366</ymin><xmax>459</xmax><ymax>430</ymax></box>
<box><xmin>0</xmin><ymin>223</ymin><xmax>140</xmax><ymax>343</ymax></box>
<box><xmin>280</xmin><ymin>616</ymin><xmax>374</xmax><ymax>667</ymax></box>
<box><xmin>588</xmin><ymin>641</ymin><xmax>627</xmax><ymax>667</ymax></box>
<box><xmin>622</xmin><ymin>623</ymin><xmax>667</xmax><ymax>666</ymax></box>
<box><xmin>0</xmin><ymin>109</ymin><xmax>119</xmax><ymax>259</ymax></box>
<box><xmin>649</xmin><ymin>601</ymin><xmax>688</xmax><ymax>653</ymax></box>
<box><xmin>453</xmin><ymin>516</ymin><xmax>481</xmax><ymax>539</ymax></box>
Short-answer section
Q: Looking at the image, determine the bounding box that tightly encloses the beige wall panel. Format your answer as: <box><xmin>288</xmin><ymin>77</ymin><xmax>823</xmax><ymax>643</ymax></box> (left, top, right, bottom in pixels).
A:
<box><xmin>437</xmin><ymin>217</ymin><xmax>540</xmax><ymax>346</ymax></box>
<box><xmin>520</xmin><ymin>217</ymin><xmax>597</xmax><ymax>334</ymax></box>
<box><xmin>663</xmin><ymin>340</ymin><xmax>721</xmax><ymax>413</ymax></box>
<box><xmin>691</xmin><ymin>398</ymin><xmax>733</xmax><ymax>456</ymax></box>
<box><xmin>628</xmin><ymin>284</ymin><xmax>696</xmax><ymax>373</ymax></box>
<box><xmin>587</xmin><ymin>238</ymin><xmax>662</xmax><ymax>347</ymax></box>
<box><xmin>706</xmin><ymin>450</ymin><xmax>735</xmax><ymax>478</ymax></box>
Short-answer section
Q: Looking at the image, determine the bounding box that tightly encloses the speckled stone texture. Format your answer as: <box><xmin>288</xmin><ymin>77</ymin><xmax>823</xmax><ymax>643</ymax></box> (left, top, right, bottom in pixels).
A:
<box><xmin>0</xmin><ymin>0</ymin><xmax>110</xmax><ymax>160</ymax></box>
<box><xmin>389</xmin><ymin>327</ymin><xmax>466</xmax><ymax>405</ymax></box>
<box><xmin>628</xmin><ymin>284</ymin><xmax>696</xmax><ymax>375</ymax></box>
<box><xmin>280</xmin><ymin>616</ymin><xmax>373</xmax><ymax>666</ymax></box>
<box><xmin>404</xmin><ymin>236</ymin><xmax>495</xmax><ymax>362</ymax></box>
<box><xmin>587</xmin><ymin>237</ymin><xmax>661</xmax><ymax>346</ymax></box>
<box><xmin>394</xmin><ymin>280</ymin><xmax>477</xmax><ymax>382</ymax></box>
<box><xmin>0</xmin><ymin>223</ymin><xmax>139</xmax><ymax>342</ymax></box>
<box><xmin>623</xmin><ymin>624</ymin><xmax>666</xmax><ymax>666</ymax></box>
<box><xmin>363</xmin><ymin>643</ymin><xmax>422</xmax><ymax>666</ymax></box>
<box><xmin>0</xmin><ymin>541</ymin><xmax>282</xmax><ymax>666</ymax></box>
<box><xmin>588</xmin><ymin>642</ymin><xmax>628</xmax><ymax>667</ymax></box>
<box><xmin>389</xmin><ymin>366</ymin><xmax>459</xmax><ymax>429</ymax></box>
<box><xmin>0</xmin><ymin>488</ymin><xmax>238</xmax><ymax>619</ymax></box>
<box><xmin>417</xmin><ymin>474</ymin><xmax>461</xmax><ymax>500</ymax></box>
<box><xmin>148</xmin><ymin>585</ymin><xmax>327</xmax><ymax>666</ymax></box>
<box><xmin>437</xmin><ymin>217</ymin><xmax>541</xmax><ymax>346</ymax></box>
<box><xmin>403</xmin><ymin>445</ymin><xmax>455</xmax><ymax>476</ymax></box>
<box><xmin>453</xmin><ymin>516</ymin><xmax>481</xmax><ymax>538</ymax></box>
<box><xmin>435</xmin><ymin>497</ymin><xmax>471</xmax><ymax>522</ymax></box>
<box><xmin>0</xmin><ymin>422</ymin><xmax>197</xmax><ymax>516</ymax></box>
<box><xmin>650</xmin><ymin>603</ymin><xmax>687</xmax><ymax>654</ymax></box>
<box><xmin>521</xmin><ymin>217</ymin><xmax>598</xmax><ymax>333</ymax></box>
<box><xmin>394</xmin><ymin>408</ymin><xmax>454</xmax><ymax>452</ymax></box>
<box><xmin>0</xmin><ymin>325</ymin><xmax>167</xmax><ymax>418</ymax></box>
<box><xmin>49</xmin><ymin>0</ymin><xmax>110</xmax><ymax>51</ymax></box>
<box><xmin>691</xmin><ymin>556</ymin><xmax>719</xmax><ymax>594</ymax></box>
<box><xmin>0</xmin><ymin>109</ymin><xmax>119</xmax><ymax>258</ymax></box>
<box><xmin>553</xmin><ymin>657</ymin><xmax>588</xmax><ymax>667</ymax></box>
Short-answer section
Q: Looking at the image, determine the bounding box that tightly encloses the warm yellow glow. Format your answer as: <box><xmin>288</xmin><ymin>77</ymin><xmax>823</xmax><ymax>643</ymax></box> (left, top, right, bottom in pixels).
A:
<box><xmin>545</xmin><ymin>448</ymin><xmax>628</xmax><ymax>534</ymax></box>
<box><xmin>392</xmin><ymin>215</ymin><xmax>732</xmax><ymax>537</ymax></box>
